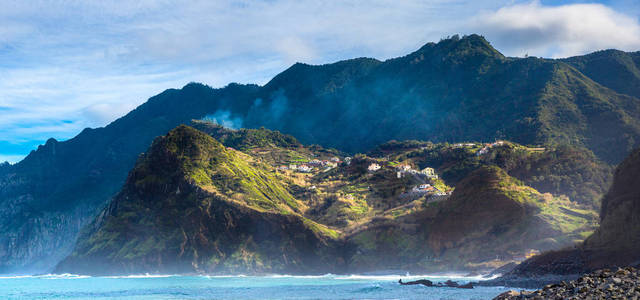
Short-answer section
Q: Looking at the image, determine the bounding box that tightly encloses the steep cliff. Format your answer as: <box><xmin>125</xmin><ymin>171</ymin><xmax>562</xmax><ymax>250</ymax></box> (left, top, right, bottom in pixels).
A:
<box><xmin>55</xmin><ymin>126</ymin><xmax>341</xmax><ymax>275</ymax></box>
<box><xmin>497</xmin><ymin>148</ymin><xmax>640</xmax><ymax>285</ymax></box>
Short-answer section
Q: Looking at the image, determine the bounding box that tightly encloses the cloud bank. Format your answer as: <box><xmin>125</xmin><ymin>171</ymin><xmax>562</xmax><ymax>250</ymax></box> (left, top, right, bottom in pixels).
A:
<box><xmin>0</xmin><ymin>0</ymin><xmax>639</xmax><ymax>162</ymax></box>
<box><xmin>472</xmin><ymin>1</ymin><xmax>640</xmax><ymax>58</ymax></box>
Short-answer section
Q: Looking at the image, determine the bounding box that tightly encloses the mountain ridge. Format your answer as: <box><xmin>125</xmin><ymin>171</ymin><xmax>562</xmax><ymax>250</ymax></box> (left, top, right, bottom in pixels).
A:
<box><xmin>1</xmin><ymin>34</ymin><xmax>638</xmax><ymax>273</ymax></box>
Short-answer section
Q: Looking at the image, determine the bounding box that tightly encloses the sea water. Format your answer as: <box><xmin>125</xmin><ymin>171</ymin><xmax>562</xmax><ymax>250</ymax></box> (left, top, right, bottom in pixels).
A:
<box><xmin>0</xmin><ymin>273</ymin><xmax>512</xmax><ymax>299</ymax></box>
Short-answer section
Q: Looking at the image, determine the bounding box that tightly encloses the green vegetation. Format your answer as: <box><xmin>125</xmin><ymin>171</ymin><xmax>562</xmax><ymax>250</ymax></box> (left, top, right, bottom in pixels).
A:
<box><xmin>376</xmin><ymin>141</ymin><xmax>611</xmax><ymax>207</ymax></box>
<box><xmin>57</xmin><ymin>125</ymin><xmax>607</xmax><ymax>274</ymax></box>
<box><xmin>191</xmin><ymin>120</ymin><xmax>301</xmax><ymax>151</ymax></box>
<box><xmin>5</xmin><ymin>34</ymin><xmax>640</xmax><ymax>273</ymax></box>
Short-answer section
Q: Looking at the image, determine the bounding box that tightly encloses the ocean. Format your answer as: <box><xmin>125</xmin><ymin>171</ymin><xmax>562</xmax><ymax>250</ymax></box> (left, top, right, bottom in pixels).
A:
<box><xmin>0</xmin><ymin>273</ymin><xmax>513</xmax><ymax>299</ymax></box>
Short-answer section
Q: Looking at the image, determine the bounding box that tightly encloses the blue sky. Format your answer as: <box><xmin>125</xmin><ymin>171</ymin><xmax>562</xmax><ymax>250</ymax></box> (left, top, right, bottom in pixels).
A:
<box><xmin>1</xmin><ymin>0</ymin><xmax>639</xmax><ymax>163</ymax></box>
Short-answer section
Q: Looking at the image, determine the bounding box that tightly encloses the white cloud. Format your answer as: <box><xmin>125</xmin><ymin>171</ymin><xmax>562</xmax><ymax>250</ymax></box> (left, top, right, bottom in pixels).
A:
<box><xmin>470</xmin><ymin>1</ymin><xmax>640</xmax><ymax>58</ymax></box>
<box><xmin>0</xmin><ymin>0</ymin><xmax>639</xmax><ymax>162</ymax></box>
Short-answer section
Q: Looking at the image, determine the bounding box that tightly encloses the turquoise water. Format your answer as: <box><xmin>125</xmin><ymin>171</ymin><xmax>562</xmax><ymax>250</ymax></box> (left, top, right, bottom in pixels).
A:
<box><xmin>0</xmin><ymin>273</ymin><xmax>511</xmax><ymax>299</ymax></box>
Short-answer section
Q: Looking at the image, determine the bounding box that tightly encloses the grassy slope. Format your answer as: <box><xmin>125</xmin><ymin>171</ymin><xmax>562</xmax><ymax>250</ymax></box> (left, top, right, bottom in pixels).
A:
<box><xmin>58</xmin><ymin>124</ymin><xmax>604</xmax><ymax>274</ymax></box>
<box><xmin>345</xmin><ymin>166</ymin><xmax>597</xmax><ymax>272</ymax></box>
<box><xmin>56</xmin><ymin>126</ymin><xmax>341</xmax><ymax>274</ymax></box>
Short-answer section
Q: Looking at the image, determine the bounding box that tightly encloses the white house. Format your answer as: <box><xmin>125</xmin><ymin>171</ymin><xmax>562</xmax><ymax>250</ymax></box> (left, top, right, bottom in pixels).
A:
<box><xmin>421</xmin><ymin>167</ymin><xmax>438</xmax><ymax>179</ymax></box>
<box><xmin>396</xmin><ymin>165</ymin><xmax>412</xmax><ymax>172</ymax></box>
<box><xmin>298</xmin><ymin>165</ymin><xmax>313</xmax><ymax>172</ymax></box>
<box><xmin>368</xmin><ymin>163</ymin><xmax>381</xmax><ymax>172</ymax></box>
<box><xmin>309</xmin><ymin>159</ymin><xmax>322</xmax><ymax>166</ymax></box>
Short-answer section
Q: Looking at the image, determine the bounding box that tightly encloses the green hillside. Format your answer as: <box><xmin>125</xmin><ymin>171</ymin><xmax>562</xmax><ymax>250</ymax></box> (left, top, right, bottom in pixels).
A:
<box><xmin>55</xmin><ymin>126</ymin><xmax>339</xmax><ymax>275</ymax></box>
<box><xmin>3</xmin><ymin>34</ymin><xmax>639</xmax><ymax>273</ymax></box>
<box><xmin>56</xmin><ymin>125</ymin><xmax>601</xmax><ymax>274</ymax></box>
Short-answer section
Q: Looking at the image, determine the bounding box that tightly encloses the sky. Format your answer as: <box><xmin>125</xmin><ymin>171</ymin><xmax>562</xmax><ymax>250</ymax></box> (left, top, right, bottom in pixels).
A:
<box><xmin>1</xmin><ymin>0</ymin><xmax>639</xmax><ymax>163</ymax></box>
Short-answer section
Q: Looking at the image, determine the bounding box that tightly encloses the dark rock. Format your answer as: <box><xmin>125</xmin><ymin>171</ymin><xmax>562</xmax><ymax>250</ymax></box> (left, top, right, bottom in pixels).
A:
<box><xmin>398</xmin><ymin>279</ymin><xmax>433</xmax><ymax>287</ymax></box>
<box><xmin>458</xmin><ymin>282</ymin><xmax>473</xmax><ymax>289</ymax></box>
<box><xmin>493</xmin><ymin>267</ymin><xmax>640</xmax><ymax>299</ymax></box>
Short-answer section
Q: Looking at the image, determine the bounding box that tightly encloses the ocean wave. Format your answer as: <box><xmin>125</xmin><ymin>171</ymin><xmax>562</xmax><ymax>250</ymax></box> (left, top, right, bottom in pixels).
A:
<box><xmin>264</xmin><ymin>273</ymin><xmax>335</xmax><ymax>279</ymax></box>
<box><xmin>0</xmin><ymin>273</ymin><xmax>91</xmax><ymax>279</ymax></box>
<box><xmin>103</xmin><ymin>274</ymin><xmax>176</xmax><ymax>279</ymax></box>
<box><xmin>0</xmin><ymin>272</ymin><xmax>500</xmax><ymax>281</ymax></box>
<box><xmin>353</xmin><ymin>283</ymin><xmax>384</xmax><ymax>293</ymax></box>
<box><xmin>335</xmin><ymin>273</ymin><xmax>499</xmax><ymax>281</ymax></box>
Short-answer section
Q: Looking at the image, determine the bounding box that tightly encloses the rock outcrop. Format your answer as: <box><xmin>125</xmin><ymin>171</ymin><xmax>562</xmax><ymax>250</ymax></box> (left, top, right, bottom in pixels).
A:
<box><xmin>494</xmin><ymin>148</ymin><xmax>640</xmax><ymax>286</ymax></box>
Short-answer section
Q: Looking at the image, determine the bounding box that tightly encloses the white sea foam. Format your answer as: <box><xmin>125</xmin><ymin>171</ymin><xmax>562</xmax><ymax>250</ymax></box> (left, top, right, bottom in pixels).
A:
<box><xmin>0</xmin><ymin>273</ymin><xmax>92</xmax><ymax>279</ymax></box>
<box><xmin>103</xmin><ymin>274</ymin><xmax>176</xmax><ymax>279</ymax></box>
<box><xmin>0</xmin><ymin>272</ymin><xmax>499</xmax><ymax>281</ymax></box>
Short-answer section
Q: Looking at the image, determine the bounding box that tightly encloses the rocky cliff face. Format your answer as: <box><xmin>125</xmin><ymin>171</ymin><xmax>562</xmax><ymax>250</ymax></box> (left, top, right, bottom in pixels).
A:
<box><xmin>584</xmin><ymin>148</ymin><xmax>640</xmax><ymax>256</ymax></box>
<box><xmin>496</xmin><ymin>148</ymin><xmax>640</xmax><ymax>285</ymax></box>
<box><xmin>55</xmin><ymin>126</ymin><xmax>341</xmax><ymax>275</ymax></box>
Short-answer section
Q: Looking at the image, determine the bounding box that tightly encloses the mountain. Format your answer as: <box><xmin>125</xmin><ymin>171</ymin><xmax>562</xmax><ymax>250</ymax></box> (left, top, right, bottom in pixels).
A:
<box><xmin>494</xmin><ymin>148</ymin><xmax>640</xmax><ymax>286</ymax></box>
<box><xmin>56</xmin><ymin>124</ymin><xmax>600</xmax><ymax>274</ymax></box>
<box><xmin>2</xmin><ymin>34</ymin><xmax>639</xmax><ymax>273</ymax></box>
<box><xmin>345</xmin><ymin>166</ymin><xmax>597</xmax><ymax>272</ymax></box>
<box><xmin>55</xmin><ymin>126</ymin><xmax>341</xmax><ymax>275</ymax></box>
<box><xmin>0</xmin><ymin>83</ymin><xmax>259</xmax><ymax>273</ymax></box>
<box><xmin>368</xmin><ymin>140</ymin><xmax>611</xmax><ymax>207</ymax></box>
<box><xmin>562</xmin><ymin>50</ymin><xmax>640</xmax><ymax>99</ymax></box>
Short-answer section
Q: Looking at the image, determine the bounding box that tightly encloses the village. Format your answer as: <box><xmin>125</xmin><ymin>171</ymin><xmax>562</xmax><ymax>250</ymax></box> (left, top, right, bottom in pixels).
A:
<box><xmin>276</xmin><ymin>156</ymin><xmax>351</xmax><ymax>173</ymax></box>
<box><xmin>369</xmin><ymin>162</ymin><xmax>451</xmax><ymax>201</ymax></box>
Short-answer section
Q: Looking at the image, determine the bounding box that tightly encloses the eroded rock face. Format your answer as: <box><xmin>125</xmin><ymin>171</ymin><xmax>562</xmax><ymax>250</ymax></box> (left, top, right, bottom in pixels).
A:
<box><xmin>494</xmin><ymin>148</ymin><xmax>640</xmax><ymax>286</ymax></box>
<box><xmin>583</xmin><ymin>148</ymin><xmax>640</xmax><ymax>262</ymax></box>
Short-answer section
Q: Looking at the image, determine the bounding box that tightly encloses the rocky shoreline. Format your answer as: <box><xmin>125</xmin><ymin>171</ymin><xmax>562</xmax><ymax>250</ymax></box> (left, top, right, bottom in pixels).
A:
<box><xmin>478</xmin><ymin>273</ymin><xmax>581</xmax><ymax>289</ymax></box>
<box><xmin>494</xmin><ymin>267</ymin><xmax>640</xmax><ymax>299</ymax></box>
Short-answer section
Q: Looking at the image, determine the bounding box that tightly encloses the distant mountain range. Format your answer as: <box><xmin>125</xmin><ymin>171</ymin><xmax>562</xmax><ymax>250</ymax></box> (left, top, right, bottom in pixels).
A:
<box><xmin>1</xmin><ymin>34</ymin><xmax>639</xmax><ymax>273</ymax></box>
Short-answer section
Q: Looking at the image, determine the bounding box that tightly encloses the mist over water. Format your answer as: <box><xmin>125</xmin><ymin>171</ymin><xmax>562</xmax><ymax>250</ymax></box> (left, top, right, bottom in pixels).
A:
<box><xmin>0</xmin><ymin>274</ymin><xmax>511</xmax><ymax>300</ymax></box>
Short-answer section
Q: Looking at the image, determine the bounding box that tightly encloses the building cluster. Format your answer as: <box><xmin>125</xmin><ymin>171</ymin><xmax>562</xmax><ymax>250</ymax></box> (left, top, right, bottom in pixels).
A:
<box><xmin>453</xmin><ymin>143</ymin><xmax>476</xmax><ymax>148</ymax></box>
<box><xmin>279</xmin><ymin>157</ymin><xmax>343</xmax><ymax>173</ymax></box>
<box><xmin>395</xmin><ymin>164</ymin><xmax>439</xmax><ymax>180</ymax></box>
<box><xmin>476</xmin><ymin>141</ymin><xmax>506</xmax><ymax>156</ymax></box>
<box><xmin>411</xmin><ymin>183</ymin><xmax>448</xmax><ymax>196</ymax></box>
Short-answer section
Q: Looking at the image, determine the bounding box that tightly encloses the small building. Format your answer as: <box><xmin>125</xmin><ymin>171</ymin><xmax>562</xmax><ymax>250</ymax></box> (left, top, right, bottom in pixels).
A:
<box><xmin>412</xmin><ymin>184</ymin><xmax>435</xmax><ymax>193</ymax></box>
<box><xmin>289</xmin><ymin>164</ymin><xmax>298</xmax><ymax>170</ymax></box>
<box><xmin>277</xmin><ymin>165</ymin><xmax>288</xmax><ymax>171</ymax></box>
<box><xmin>344</xmin><ymin>157</ymin><xmax>352</xmax><ymax>165</ymax></box>
<box><xmin>477</xmin><ymin>147</ymin><xmax>489</xmax><ymax>156</ymax></box>
<box><xmin>421</xmin><ymin>167</ymin><xmax>438</xmax><ymax>179</ymax></box>
<box><xmin>298</xmin><ymin>165</ymin><xmax>313</xmax><ymax>172</ymax></box>
<box><xmin>368</xmin><ymin>163</ymin><xmax>381</xmax><ymax>172</ymax></box>
<box><xmin>421</xmin><ymin>167</ymin><xmax>435</xmax><ymax>176</ymax></box>
<box><xmin>309</xmin><ymin>159</ymin><xmax>322</xmax><ymax>166</ymax></box>
<box><xmin>396</xmin><ymin>165</ymin><xmax>412</xmax><ymax>172</ymax></box>
<box><xmin>330</xmin><ymin>157</ymin><xmax>340</xmax><ymax>162</ymax></box>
